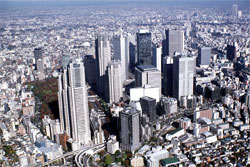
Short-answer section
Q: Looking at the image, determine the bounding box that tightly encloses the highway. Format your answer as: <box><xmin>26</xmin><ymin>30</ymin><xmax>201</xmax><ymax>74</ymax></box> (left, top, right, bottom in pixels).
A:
<box><xmin>75</xmin><ymin>143</ymin><xmax>105</xmax><ymax>167</ymax></box>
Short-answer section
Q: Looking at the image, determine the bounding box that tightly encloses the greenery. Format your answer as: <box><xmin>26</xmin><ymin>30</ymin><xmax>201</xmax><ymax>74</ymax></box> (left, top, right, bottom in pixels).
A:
<box><xmin>115</xmin><ymin>150</ymin><xmax>120</xmax><ymax>157</ymax></box>
<box><xmin>26</xmin><ymin>78</ymin><xmax>58</xmax><ymax>119</ymax></box>
<box><xmin>104</xmin><ymin>154</ymin><xmax>113</xmax><ymax>165</ymax></box>
<box><xmin>3</xmin><ymin>145</ymin><xmax>15</xmax><ymax>155</ymax></box>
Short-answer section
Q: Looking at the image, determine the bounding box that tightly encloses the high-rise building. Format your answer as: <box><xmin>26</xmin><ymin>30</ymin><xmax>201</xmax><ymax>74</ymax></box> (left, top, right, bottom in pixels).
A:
<box><xmin>135</xmin><ymin>65</ymin><xmax>161</xmax><ymax>95</ymax></box>
<box><xmin>163</xmin><ymin>57</ymin><xmax>173</xmax><ymax>97</ymax></box>
<box><xmin>113</xmin><ymin>35</ymin><xmax>127</xmax><ymax>81</ymax></box>
<box><xmin>106</xmin><ymin>60</ymin><xmax>123</xmax><ymax>103</ymax></box>
<box><xmin>96</xmin><ymin>35</ymin><xmax>111</xmax><ymax>95</ymax></box>
<box><xmin>140</xmin><ymin>96</ymin><xmax>156</xmax><ymax>122</ymax></box>
<box><xmin>165</xmin><ymin>29</ymin><xmax>184</xmax><ymax>57</ymax></box>
<box><xmin>137</xmin><ymin>30</ymin><xmax>152</xmax><ymax>65</ymax></box>
<box><xmin>58</xmin><ymin>60</ymin><xmax>91</xmax><ymax>149</ymax></box>
<box><xmin>34</xmin><ymin>48</ymin><xmax>44</xmax><ymax>72</ymax></box>
<box><xmin>226</xmin><ymin>45</ymin><xmax>236</xmax><ymax>61</ymax></box>
<box><xmin>61</xmin><ymin>53</ymin><xmax>70</xmax><ymax>68</ymax></box>
<box><xmin>126</xmin><ymin>35</ymin><xmax>137</xmax><ymax>69</ymax></box>
<box><xmin>84</xmin><ymin>55</ymin><xmax>96</xmax><ymax>87</ymax></box>
<box><xmin>173</xmin><ymin>55</ymin><xmax>196</xmax><ymax>101</ymax></box>
<box><xmin>152</xmin><ymin>45</ymin><xmax>162</xmax><ymax>72</ymax></box>
<box><xmin>232</xmin><ymin>4</ymin><xmax>238</xmax><ymax>17</ymax></box>
<box><xmin>197</xmin><ymin>47</ymin><xmax>211</xmax><ymax>66</ymax></box>
<box><xmin>120</xmin><ymin>107</ymin><xmax>141</xmax><ymax>151</ymax></box>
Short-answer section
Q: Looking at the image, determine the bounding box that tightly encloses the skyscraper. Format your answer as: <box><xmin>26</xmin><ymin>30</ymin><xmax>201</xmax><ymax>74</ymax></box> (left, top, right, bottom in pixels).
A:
<box><xmin>136</xmin><ymin>30</ymin><xmax>152</xmax><ymax>65</ymax></box>
<box><xmin>120</xmin><ymin>107</ymin><xmax>141</xmax><ymax>151</ymax></box>
<box><xmin>135</xmin><ymin>65</ymin><xmax>161</xmax><ymax>94</ymax></box>
<box><xmin>113</xmin><ymin>35</ymin><xmax>127</xmax><ymax>81</ymax></box>
<box><xmin>232</xmin><ymin>4</ymin><xmax>238</xmax><ymax>18</ymax></box>
<box><xmin>173</xmin><ymin>55</ymin><xmax>196</xmax><ymax>101</ymax></box>
<box><xmin>152</xmin><ymin>45</ymin><xmax>162</xmax><ymax>72</ymax></box>
<box><xmin>84</xmin><ymin>55</ymin><xmax>96</xmax><ymax>87</ymax></box>
<box><xmin>226</xmin><ymin>45</ymin><xmax>236</xmax><ymax>61</ymax></box>
<box><xmin>165</xmin><ymin>29</ymin><xmax>184</xmax><ymax>57</ymax></box>
<box><xmin>34</xmin><ymin>48</ymin><xmax>44</xmax><ymax>72</ymax></box>
<box><xmin>106</xmin><ymin>60</ymin><xmax>123</xmax><ymax>103</ymax></box>
<box><xmin>96</xmin><ymin>35</ymin><xmax>111</xmax><ymax>95</ymax></box>
<box><xmin>163</xmin><ymin>57</ymin><xmax>173</xmax><ymax>97</ymax></box>
<box><xmin>140</xmin><ymin>96</ymin><xmax>156</xmax><ymax>122</ymax></box>
<box><xmin>197</xmin><ymin>47</ymin><xmax>211</xmax><ymax>66</ymax></box>
<box><xmin>58</xmin><ymin>60</ymin><xmax>91</xmax><ymax>149</ymax></box>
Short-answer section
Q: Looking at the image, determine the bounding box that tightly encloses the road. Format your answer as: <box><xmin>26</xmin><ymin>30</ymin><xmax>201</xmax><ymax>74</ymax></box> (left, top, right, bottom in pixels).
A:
<box><xmin>75</xmin><ymin>144</ymin><xmax>105</xmax><ymax>167</ymax></box>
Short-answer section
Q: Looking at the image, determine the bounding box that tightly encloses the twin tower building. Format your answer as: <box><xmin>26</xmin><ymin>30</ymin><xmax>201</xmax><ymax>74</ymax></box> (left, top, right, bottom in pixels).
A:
<box><xmin>58</xmin><ymin>29</ymin><xmax>199</xmax><ymax>149</ymax></box>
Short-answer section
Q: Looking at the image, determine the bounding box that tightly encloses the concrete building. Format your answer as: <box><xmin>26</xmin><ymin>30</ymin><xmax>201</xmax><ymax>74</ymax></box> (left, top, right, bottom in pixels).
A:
<box><xmin>107</xmin><ymin>135</ymin><xmax>120</xmax><ymax>154</ymax></box>
<box><xmin>140</xmin><ymin>96</ymin><xmax>156</xmax><ymax>122</ymax></box>
<box><xmin>165</xmin><ymin>29</ymin><xmax>184</xmax><ymax>57</ymax></box>
<box><xmin>137</xmin><ymin>30</ymin><xmax>152</xmax><ymax>65</ymax></box>
<box><xmin>135</xmin><ymin>65</ymin><xmax>161</xmax><ymax>95</ymax></box>
<box><xmin>120</xmin><ymin>107</ymin><xmax>141</xmax><ymax>152</ymax></box>
<box><xmin>58</xmin><ymin>60</ymin><xmax>91</xmax><ymax>149</ymax></box>
<box><xmin>130</xmin><ymin>86</ymin><xmax>160</xmax><ymax>102</ymax></box>
<box><xmin>232</xmin><ymin>4</ymin><xmax>238</xmax><ymax>17</ymax></box>
<box><xmin>173</xmin><ymin>55</ymin><xmax>196</xmax><ymax>101</ymax></box>
<box><xmin>160</xmin><ymin>97</ymin><xmax>178</xmax><ymax>115</ymax></box>
<box><xmin>197</xmin><ymin>47</ymin><xmax>211</xmax><ymax>66</ymax></box>
<box><xmin>95</xmin><ymin>35</ymin><xmax>111</xmax><ymax>95</ymax></box>
<box><xmin>106</xmin><ymin>60</ymin><xmax>123</xmax><ymax>103</ymax></box>
<box><xmin>113</xmin><ymin>35</ymin><xmax>127</xmax><ymax>81</ymax></box>
<box><xmin>152</xmin><ymin>45</ymin><xmax>162</xmax><ymax>72</ymax></box>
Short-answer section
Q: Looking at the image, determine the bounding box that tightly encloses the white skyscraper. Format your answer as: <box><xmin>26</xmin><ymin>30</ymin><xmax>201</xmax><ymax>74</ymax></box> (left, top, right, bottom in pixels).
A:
<box><xmin>96</xmin><ymin>35</ymin><xmax>111</xmax><ymax>94</ymax></box>
<box><xmin>152</xmin><ymin>45</ymin><xmax>162</xmax><ymax>72</ymax></box>
<box><xmin>173</xmin><ymin>55</ymin><xmax>196</xmax><ymax>101</ymax></box>
<box><xmin>113</xmin><ymin>35</ymin><xmax>127</xmax><ymax>82</ymax></box>
<box><xmin>58</xmin><ymin>60</ymin><xmax>91</xmax><ymax>148</ymax></box>
<box><xmin>106</xmin><ymin>60</ymin><xmax>123</xmax><ymax>103</ymax></box>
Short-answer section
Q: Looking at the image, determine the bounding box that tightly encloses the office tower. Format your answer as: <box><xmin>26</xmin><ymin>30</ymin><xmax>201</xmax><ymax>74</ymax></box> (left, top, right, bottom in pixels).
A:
<box><xmin>152</xmin><ymin>45</ymin><xmax>162</xmax><ymax>72</ymax></box>
<box><xmin>173</xmin><ymin>55</ymin><xmax>196</xmax><ymax>101</ymax></box>
<box><xmin>95</xmin><ymin>35</ymin><xmax>111</xmax><ymax>95</ymax></box>
<box><xmin>237</xmin><ymin>11</ymin><xmax>242</xmax><ymax>18</ymax></box>
<box><xmin>113</xmin><ymin>35</ymin><xmax>127</xmax><ymax>81</ymax></box>
<box><xmin>165</xmin><ymin>29</ymin><xmax>184</xmax><ymax>57</ymax></box>
<box><xmin>140</xmin><ymin>96</ymin><xmax>156</xmax><ymax>122</ymax></box>
<box><xmin>84</xmin><ymin>55</ymin><xmax>96</xmax><ymax>87</ymax></box>
<box><xmin>135</xmin><ymin>65</ymin><xmax>161</xmax><ymax>95</ymax></box>
<box><xmin>163</xmin><ymin>57</ymin><xmax>173</xmax><ymax>97</ymax></box>
<box><xmin>61</xmin><ymin>53</ymin><xmax>70</xmax><ymax>68</ymax></box>
<box><xmin>136</xmin><ymin>30</ymin><xmax>152</xmax><ymax>65</ymax></box>
<box><xmin>106</xmin><ymin>60</ymin><xmax>123</xmax><ymax>103</ymax></box>
<box><xmin>126</xmin><ymin>35</ymin><xmax>136</xmax><ymax>69</ymax></box>
<box><xmin>197</xmin><ymin>47</ymin><xmax>211</xmax><ymax>66</ymax></box>
<box><xmin>226</xmin><ymin>45</ymin><xmax>236</xmax><ymax>61</ymax></box>
<box><xmin>120</xmin><ymin>107</ymin><xmax>141</xmax><ymax>151</ymax></box>
<box><xmin>232</xmin><ymin>4</ymin><xmax>238</xmax><ymax>17</ymax></box>
<box><xmin>58</xmin><ymin>60</ymin><xmax>91</xmax><ymax>148</ymax></box>
<box><xmin>34</xmin><ymin>48</ymin><xmax>44</xmax><ymax>72</ymax></box>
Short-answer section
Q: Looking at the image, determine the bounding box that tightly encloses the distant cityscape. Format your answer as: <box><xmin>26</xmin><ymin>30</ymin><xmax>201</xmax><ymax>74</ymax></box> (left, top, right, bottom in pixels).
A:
<box><xmin>0</xmin><ymin>0</ymin><xmax>250</xmax><ymax>167</ymax></box>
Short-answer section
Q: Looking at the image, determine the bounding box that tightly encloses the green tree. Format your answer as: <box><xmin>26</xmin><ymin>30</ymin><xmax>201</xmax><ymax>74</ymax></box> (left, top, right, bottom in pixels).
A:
<box><xmin>115</xmin><ymin>157</ymin><xmax>122</xmax><ymax>163</ymax></box>
<box><xmin>105</xmin><ymin>154</ymin><xmax>113</xmax><ymax>165</ymax></box>
<box><xmin>115</xmin><ymin>150</ymin><xmax>120</xmax><ymax>157</ymax></box>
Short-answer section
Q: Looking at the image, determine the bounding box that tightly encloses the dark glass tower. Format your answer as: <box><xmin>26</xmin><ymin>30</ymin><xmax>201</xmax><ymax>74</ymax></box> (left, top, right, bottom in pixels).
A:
<box><xmin>136</xmin><ymin>30</ymin><xmax>152</xmax><ymax>65</ymax></box>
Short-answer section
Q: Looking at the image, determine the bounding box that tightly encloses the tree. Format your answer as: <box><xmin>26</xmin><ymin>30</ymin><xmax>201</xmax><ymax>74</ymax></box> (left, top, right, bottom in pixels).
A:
<box><xmin>104</xmin><ymin>154</ymin><xmax>113</xmax><ymax>165</ymax></box>
<box><xmin>115</xmin><ymin>157</ymin><xmax>122</xmax><ymax>163</ymax></box>
<box><xmin>115</xmin><ymin>150</ymin><xmax>120</xmax><ymax>157</ymax></box>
